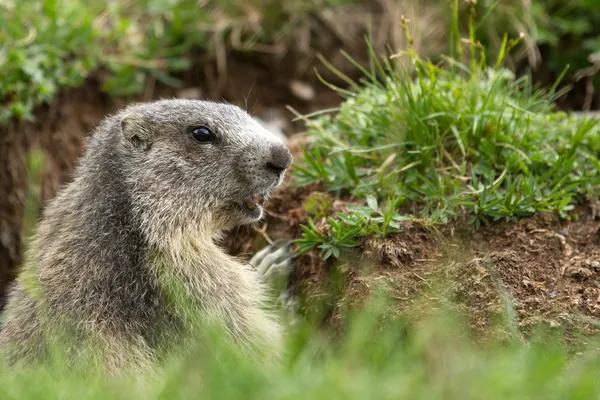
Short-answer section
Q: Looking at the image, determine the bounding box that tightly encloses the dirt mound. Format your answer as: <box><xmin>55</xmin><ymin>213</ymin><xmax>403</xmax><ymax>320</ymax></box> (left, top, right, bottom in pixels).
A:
<box><xmin>470</xmin><ymin>209</ymin><xmax>600</xmax><ymax>332</ymax></box>
<box><xmin>224</xmin><ymin>152</ymin><xmax>600</xmax><ymax>342</ymax></box>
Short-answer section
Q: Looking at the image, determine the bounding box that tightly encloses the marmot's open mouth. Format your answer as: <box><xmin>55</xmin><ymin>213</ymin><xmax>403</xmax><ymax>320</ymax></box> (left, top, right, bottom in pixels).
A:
<box><xmin>237</xmin><ymin>192</ymin><xmax>270</xmax><ymax>221</ymax></box>
<box><xmin>245</xmin><ymin>194</ymin><xmax>267</xmax><ymax>211</ymax></box>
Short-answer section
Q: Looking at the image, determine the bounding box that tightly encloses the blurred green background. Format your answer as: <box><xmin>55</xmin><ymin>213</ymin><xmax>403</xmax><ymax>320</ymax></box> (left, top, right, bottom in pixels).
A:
<box><xmin>1</xmin><ymin>0</ymin><xmax>599</xmax><ymax>124</ymax></box>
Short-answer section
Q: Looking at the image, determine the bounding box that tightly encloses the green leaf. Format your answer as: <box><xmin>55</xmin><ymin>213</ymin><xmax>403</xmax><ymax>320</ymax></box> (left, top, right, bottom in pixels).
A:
<box><xmin>366</xmin><ymin>195</ymin><xmax>378</xmax><ymax>210</ymax></box>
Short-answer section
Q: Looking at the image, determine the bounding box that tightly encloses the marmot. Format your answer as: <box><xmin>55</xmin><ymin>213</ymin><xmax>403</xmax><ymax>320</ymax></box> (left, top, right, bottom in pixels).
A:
<box><xmin>0</xmin><ymin>99</ymin><xmax>295</xmax><ymax>373</ymax></box>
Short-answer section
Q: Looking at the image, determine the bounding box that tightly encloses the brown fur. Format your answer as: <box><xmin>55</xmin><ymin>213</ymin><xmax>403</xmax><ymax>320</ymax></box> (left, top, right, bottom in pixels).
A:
<box><xmin>0</xmin><ymin>99</ymin><xmax>292</xmax><ymax>373</ymax></box>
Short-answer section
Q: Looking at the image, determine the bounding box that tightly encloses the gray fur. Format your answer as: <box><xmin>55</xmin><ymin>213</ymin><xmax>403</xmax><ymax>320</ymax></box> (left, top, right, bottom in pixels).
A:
<box><xmin>0</xmin><ymin>99</ymin><xmax>293</xmax><ymax>373</ymax></box>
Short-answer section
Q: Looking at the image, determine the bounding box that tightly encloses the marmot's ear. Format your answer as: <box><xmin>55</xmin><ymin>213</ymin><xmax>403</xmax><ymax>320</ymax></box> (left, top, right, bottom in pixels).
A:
<box><xmin>120</xmin><ymin>113</ymin><xmax>152</xmax><ymax>150</ymax></box>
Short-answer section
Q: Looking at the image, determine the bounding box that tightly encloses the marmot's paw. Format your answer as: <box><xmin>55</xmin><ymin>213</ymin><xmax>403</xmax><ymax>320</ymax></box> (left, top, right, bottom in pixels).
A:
<box><xmin>251</xmin><ymin>240</ymin><xmax>295</xmax><ymax>282</ymax></box>
<box><xmin>278</xmin><ymin>288</ymin><xmax>301</xmax><ymax>325</ymax></box>
<box><xmin>251</xmin><ymin>240</ymin><xmax>299</xmax><ymax>321</ymax></box>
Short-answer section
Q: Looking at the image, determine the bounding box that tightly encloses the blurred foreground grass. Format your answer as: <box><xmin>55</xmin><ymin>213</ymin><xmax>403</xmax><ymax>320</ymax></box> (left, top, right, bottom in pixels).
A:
<box><xmin>2</xmin><ymin>294</ymin><xmax>600</xmax><ymax>399</ymax></box>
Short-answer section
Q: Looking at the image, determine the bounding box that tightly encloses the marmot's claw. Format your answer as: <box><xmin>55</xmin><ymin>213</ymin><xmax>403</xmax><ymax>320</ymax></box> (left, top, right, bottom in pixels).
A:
<box><xmin>250</xmin><ymin>239</ymin><xmax>291</xmax><ymax>269</ymax></box>
<box><xmin>263</xmin><ymin>258</ymin><xmax>295</xmax><ymax>281</ymax></box>
<box><xmin>278</xmin><ymin>289</ymin><xmax>300</xmax><ymax>323</ymax></box>
<box><xmin>252</xmin><ymin>240</ymin><xmax>298</xmax><ymax>320</ymax></box>
<box><xmin>269</xmin><ymin>239</ymin><xmax>288</xmax><ymax>248</ymax></box>
<box><xmin>251</xmin><ymin>240</ymin><xmax>295</xmax><ymax>276</ymax></box>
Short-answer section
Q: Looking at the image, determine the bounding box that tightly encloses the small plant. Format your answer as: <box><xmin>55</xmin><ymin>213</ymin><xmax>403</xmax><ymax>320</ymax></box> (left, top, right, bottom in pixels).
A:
<box><xmin>302</xmin><ymin>192</ymin><xmax>333</xmax><ymax>220</ymax></box>
<box><xmin>295</xmin><ymin>217</ymin><xmax>360</xmax><ymax>260</ymax></box>
<box><xmin>340</xmin><ymin>194</ymin><xmax>407</xmax><ymax>238</ymax></box>
<box><xmin>21</xmin><ymin>148</ymin><xmax>45</xmax><ymax>248</ymax></box>
<box><xmin>295</xmin><ymin>195</ymin><xmax>408</xmax><ymax>258</ymax></box>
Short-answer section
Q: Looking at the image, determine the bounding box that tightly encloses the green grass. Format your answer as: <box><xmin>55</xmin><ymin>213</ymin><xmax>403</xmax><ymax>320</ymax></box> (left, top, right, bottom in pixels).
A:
<box><xmin>2</xmin><ymin>298</ymin><xmax>600</xmax><ymax>399</ymax></box>
<box><xmin>0</xmin><ymin>0</ymin><xmax>354</xmax><ymax>124</ymax></box>
<box><xmin>471</xmin><ymin>0</ymin><xmax>600</xmax><ymax>99</ymax></box>
<box><xmin>292</xmin><ymin>14</ymin><xmax>600</xmax><ymax>259</ymax></box>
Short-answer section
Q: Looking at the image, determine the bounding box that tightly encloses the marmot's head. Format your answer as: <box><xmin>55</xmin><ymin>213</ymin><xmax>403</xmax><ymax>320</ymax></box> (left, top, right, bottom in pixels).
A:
<box><xmin>112</xmin><ymin>99</ymin><xmax>292</xmax><ymax>238</ymax></box>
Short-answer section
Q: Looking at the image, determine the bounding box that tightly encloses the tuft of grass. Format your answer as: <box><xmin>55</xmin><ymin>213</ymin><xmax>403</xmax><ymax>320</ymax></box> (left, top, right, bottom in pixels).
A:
<box><xmin>292</xmin><ymin>10</ymin><xmax>600</xmax><ymax>257</ymax></box>
<box><xmin>296</xmin><ymin>194</ymin><xmax>409</xmax><ymax>260</ymax></box>
<box><xmin>302</xmin><ymin>192</ymin><xmax>333</xmax><ymax>219</ymax></box>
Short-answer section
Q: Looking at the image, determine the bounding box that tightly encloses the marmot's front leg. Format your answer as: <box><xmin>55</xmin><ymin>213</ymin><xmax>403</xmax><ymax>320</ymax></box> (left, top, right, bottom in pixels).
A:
<box><xmin>251</xmin><ymin>241</ymin><xmax>299</xmax><ymax>323</ymax></box>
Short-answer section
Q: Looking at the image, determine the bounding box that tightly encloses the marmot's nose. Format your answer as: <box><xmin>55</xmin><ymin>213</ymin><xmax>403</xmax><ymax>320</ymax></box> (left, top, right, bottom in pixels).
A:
<box><xmin>265</xmin><ymin>144</ymin><xmax>293</xmax><ymax>175</ymax></box>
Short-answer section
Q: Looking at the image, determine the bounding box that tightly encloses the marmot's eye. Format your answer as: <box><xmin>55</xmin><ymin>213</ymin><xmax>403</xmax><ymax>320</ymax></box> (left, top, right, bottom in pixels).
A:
<box><xmin>190</xmin><ymin>126</ymin><xmax>214</xmax><ymax>143</ymax></box>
